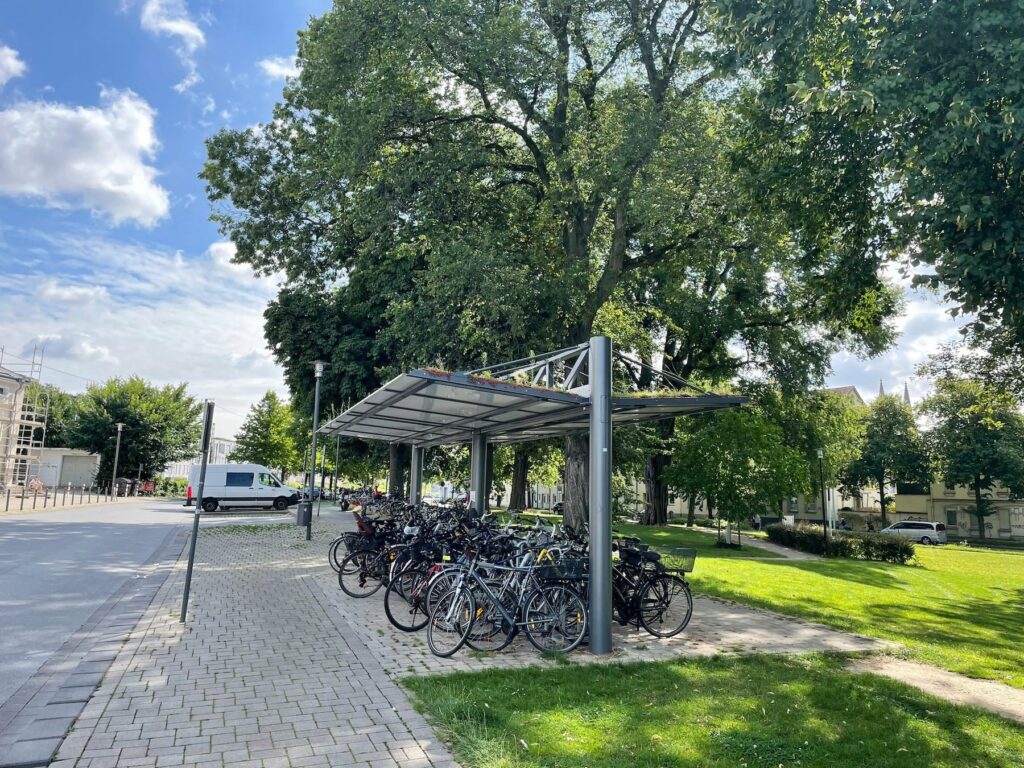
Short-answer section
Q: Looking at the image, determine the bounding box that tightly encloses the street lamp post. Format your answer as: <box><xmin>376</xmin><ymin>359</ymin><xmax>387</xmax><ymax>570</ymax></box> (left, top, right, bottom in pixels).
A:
<box><xmin>307</xmin><ymin>361</ymin><xmax>325</xmax><ymax>541</ymax></box>
<box><xmin>111</xmin><ymin>422</ymin><xmax>124</xmax><ymax>500</ymax></box>
<box><xmin>817</xmin><ymin>448</ymin><xmax>829</xmax><ymax>554</ymax></box>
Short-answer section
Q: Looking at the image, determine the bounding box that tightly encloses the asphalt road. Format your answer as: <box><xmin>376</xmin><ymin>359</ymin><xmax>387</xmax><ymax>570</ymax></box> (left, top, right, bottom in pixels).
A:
<box><xmin>0</xmin><ymin>499</ymin><xmax>190</xmax><ymax>710</ymax></box>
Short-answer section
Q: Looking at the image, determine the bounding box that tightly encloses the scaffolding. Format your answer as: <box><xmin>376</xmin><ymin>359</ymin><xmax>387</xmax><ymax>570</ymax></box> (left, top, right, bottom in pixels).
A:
<box><xmin>0</xmin><ymin>346</ymin><xmax>49</xmax><ymax>492</ymax></box>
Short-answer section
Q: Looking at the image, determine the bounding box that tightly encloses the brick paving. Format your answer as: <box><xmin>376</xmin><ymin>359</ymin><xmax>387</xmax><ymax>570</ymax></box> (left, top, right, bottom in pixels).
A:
<box><xmin>50</xmin><ymin>510</ymin><xmax>888</xmax><ymax>768</ymax></box>
<box><xmin>51</xmin><ymin>519</ymin><xmax>459</xmax><ymax>768</ymax></box>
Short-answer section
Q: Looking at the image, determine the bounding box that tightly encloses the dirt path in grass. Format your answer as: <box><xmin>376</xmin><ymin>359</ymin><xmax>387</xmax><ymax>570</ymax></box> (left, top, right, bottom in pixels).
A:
<box><xmin>849</xmin><ymin>657</ymin><xmax>1024</xmax><ymax>724</ymax></box>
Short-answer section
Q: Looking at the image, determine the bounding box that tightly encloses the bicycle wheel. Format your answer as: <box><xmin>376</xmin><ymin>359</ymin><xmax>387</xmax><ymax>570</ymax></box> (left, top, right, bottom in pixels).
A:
<box><xmin>523</xmin><ymin>583</ymin><xmax>587</xmax><ymax>653</ymax></box>
<box><xmin>338</xmin><ymin>551</ymin><xmax>384</xmax><ymax>598</ymax></box>
<box><xmin>638</xmin><ymin>575</ymin><xmax>693</xmax><ymax>638</ymax></box>
<box><xmin>328</xmin><ymin>536</ymin><xmax>346</xmax><ymax>573</ymax></box>
<box><xmin>425</xmin><ymin>567</ymin><xmax>462</xmax><ymax>616</ymax></box>
<box><xmin>426</xmin><ymin>586</ymin><xmax>476</xmax><ymax>658</ymax></box>
<box><xmin>384</xmin><ymin>567</ymin><xmax>430</xmax><ymax>632</ymax></box>
<box><xmin>465</xmin><ymin>583</ymin><xmax>517</xmax><ymax>652</ymax></box>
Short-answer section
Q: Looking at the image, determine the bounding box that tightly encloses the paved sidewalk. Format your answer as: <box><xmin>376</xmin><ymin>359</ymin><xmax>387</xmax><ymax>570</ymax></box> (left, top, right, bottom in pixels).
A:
<box><xmin>849</xmin><ymin>657</ymin><xmax>1024</xmax><ymax>724</ymax></box>
<box><xmin>51</xmin><ymin>519</ymin><xmax>458</xmax><ymax>768</ymax></box>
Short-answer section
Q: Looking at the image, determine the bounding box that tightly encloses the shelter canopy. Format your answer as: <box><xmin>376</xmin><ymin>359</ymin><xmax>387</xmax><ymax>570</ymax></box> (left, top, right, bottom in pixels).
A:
<box><xmin>319</xmin><ymin>368</ymin><xmax>745</xmax><ymax>447</ymax></box>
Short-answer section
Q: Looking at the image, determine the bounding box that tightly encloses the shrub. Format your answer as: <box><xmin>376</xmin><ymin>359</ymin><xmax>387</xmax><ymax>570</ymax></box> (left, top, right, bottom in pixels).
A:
<box><xmin>851</xmin><ymin>533</ymin><xmax>916</xmax><ymax>565</ymax></box>
<box><xmin>154</xmin><ymin>476</ymin><xmax>188</xmax><ymax>497</ymax></box>
<box><xmin>765</xmin><ymin>523</ymin><xmax>915</xmax><ymax>564</ymax></box>
<box><xmin>765</xmin><ymin>523</ymin><xmax>831</xmax><ymax>555</ymax></box>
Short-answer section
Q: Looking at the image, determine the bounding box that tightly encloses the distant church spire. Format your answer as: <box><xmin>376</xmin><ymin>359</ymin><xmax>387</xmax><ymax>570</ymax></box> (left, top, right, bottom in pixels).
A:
<box><xmin>878</xmin><ymin>380</ymin><xmax>885</xmax><ymax>397</ymax></box>
<box><xmin>904</xmin><ymin>382</ymin><xmax>911</xmax><ymax>406</ymax></box>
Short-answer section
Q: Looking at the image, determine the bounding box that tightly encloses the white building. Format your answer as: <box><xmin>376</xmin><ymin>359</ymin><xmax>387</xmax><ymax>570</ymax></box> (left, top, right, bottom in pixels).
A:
<box><xmin>161</xmin><ymin>436</ymin><xmax>237</xmax><ymax>478</ymax></box>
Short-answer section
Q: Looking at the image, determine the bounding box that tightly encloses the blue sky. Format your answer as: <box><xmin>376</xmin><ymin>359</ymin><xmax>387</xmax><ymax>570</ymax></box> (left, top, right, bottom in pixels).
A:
<box><xmin>0</xmin><ymin>0</ymin><xmax>965</xmax><ymax>437</ymax></box>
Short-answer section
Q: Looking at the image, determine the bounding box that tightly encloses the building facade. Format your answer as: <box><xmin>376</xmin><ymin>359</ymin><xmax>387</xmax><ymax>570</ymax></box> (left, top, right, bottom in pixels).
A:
<box><xmin>894</xmin><ymin>482</ymin><xmax>1024</xmax><ymax>540</ymax></box>
<box><xmin>161</xmin><ymin>437</ymin><xmax>237</xmax><ymax>478</ymax></box>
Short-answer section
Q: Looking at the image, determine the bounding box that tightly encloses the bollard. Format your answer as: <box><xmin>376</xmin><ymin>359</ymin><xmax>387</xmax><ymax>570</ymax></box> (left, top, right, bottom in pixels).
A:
<box><xmin>20</xmin><ymin>491</ymin><xmax>25</xmax><ymax>511</ymax></box>
<box><xmin>43</xmin><ymin>489</ymin><xmax>47</xmax><ymax>508</ymax></box>
<box><xmin>62</xmin><ymin>487</ymin><xmax>67</xmax><ymax>506</ymax></box>
<box><xmin>4</xmin><ymin>489</ymin><xmax>9</xmax><ymax>512</ymax></box>
<box><xmin>32</xmin><ymin>490</ymin><xmax>37</xmax><ymax>509</ymax></box>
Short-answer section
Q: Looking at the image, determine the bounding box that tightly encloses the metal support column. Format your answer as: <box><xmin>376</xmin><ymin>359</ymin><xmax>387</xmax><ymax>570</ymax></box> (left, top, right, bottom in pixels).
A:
<box><xmin>588</xmin><ymin>335</ymin><xmax>613</xmax><ymax>654</ymax></box>
<box><xmin>470</xmin><ymin>431</ymin><xmax>487</xmax><ymax>513</ymax></box>
<box><xmin>409</xmin><ymin>446</ymin><xmax>424</xmax><ymax>505</ymax></box>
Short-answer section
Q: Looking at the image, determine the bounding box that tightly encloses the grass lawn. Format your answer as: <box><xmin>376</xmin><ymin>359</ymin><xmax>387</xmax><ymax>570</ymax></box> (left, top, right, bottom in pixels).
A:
<box><xmin>614</xmin><ymin>521</ymin><xmax>783</xmax><ymax>559</ymax></box>
<box><xmin>629</xmin><ymin>529</ymin><xmax>1024</xmax><ymax>688</ymax></box>
<box><xmin>405</xmin><ymin>654</ymin><xmax>1024</xmax><ymax>768</ymax></box>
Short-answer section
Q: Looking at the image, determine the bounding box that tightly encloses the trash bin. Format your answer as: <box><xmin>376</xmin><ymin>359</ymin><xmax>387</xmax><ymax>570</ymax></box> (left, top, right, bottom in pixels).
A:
<box><xmin>296</xmin><ymin>500</ymin><xmax>312</xmax><ymax>526</ymax></box>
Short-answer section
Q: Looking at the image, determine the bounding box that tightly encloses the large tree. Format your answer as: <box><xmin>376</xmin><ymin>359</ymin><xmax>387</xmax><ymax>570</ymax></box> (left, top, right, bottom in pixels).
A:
<box><xmin>203</xmin><ymin>0</ymin><xmax>899</xmax><ymax>529</ymax></box>
<box><xmin>921</xmin><ymin>378</ymin><xmax>1024</xmax><ymax>540</ymax></box>
<box><xmin>840</xmin><ymin>395</ymin><xmax>930</xmax><ymax>526</ymax></box>
<box><xmin>724</xmin><ymin>0</ymin><xmax>1024</xmax><ymax>343</ymax></box>
<box><xmin>68</xmin><ymin>377</ymin><xmax>201</xmax><ymax>481</ymax></box>
<box><xmin>228</xmin><ymin>392</ymin><xmax>300</xmax><ymax>479</ymax></box>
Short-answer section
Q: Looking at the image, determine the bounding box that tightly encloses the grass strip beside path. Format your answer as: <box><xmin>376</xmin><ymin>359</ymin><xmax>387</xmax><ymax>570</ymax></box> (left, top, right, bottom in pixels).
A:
<box><xmin>405</xmin><ymin>654</ymin><xmax>1024</xmax><ymax>768</ymax></box>
<box><xmin>671</xmin><ymin>543</ymin><xmax>1024</xmax><ymax>688</ymax></box>
<box><xmin>614</xmin><ymin>522</ymin><xmax>783</xmax><ymax>559</ymax></box>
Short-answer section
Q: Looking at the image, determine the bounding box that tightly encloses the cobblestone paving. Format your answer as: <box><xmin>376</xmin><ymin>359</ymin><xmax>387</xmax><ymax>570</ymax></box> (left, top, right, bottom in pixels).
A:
<box><xmin>52</xmin><ymin>519</ymin><xmax>459</xmax><ymax>768</ymax></box>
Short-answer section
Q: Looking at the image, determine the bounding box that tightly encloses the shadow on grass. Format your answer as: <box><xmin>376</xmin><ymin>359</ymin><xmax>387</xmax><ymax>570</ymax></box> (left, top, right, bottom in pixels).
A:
<box><xmin>405</xmin><ymin>654</ymin><xmax>1023</xmax><ymax>768</ymax></box>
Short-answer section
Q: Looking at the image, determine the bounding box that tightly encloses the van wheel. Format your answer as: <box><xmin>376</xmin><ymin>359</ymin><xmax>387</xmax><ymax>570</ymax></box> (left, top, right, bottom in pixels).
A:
<box><xmin>273</xmin><ymin>497</ymin><xmax>288</xmax><ymax>511</ymax></box>
<box><xmin>920</xmin><ymin>536</ymin><xmax>932</xmax><ymax>545</ymax></box>
<box><xmin>202</xmin><ymin>499</ymin><xmax>218</xmax><ymax>513</ymax></box>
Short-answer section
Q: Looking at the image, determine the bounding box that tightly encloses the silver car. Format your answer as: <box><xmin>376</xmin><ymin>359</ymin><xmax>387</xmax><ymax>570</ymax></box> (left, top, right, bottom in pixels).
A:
<box><xmin>880</xmin><ymin>520</ymin><xmax>947</xmax><ymax>545</ymax></box>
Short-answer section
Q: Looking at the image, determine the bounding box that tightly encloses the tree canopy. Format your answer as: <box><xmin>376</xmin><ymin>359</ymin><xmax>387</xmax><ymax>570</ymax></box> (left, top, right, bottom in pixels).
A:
<box><xmin>228</xmin><ymin>392</ymin><xmax>300</xmax><ymax>478</ymax></box>
<box><xmin>839</xmin><ymin>395</ymin><xmax>930</xmax><ymax>525</ymax></box>
<box><xmin>921</xmin><ymin>377</ymin><xmax>1024</xmax><ymax>539</ymax></box>
<box><xmin>67</xmin><ymin>377</ymin><xmax>202</xmax><ymax>481</ymax></box>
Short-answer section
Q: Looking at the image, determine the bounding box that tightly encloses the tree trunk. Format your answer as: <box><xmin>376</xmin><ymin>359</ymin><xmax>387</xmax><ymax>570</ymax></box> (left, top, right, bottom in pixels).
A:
<box><xmin>388</xmin><ymin>443</ymin><xmax>402</xmax><ymax>497</ymax></box>
<box><xmin>878</xmin><ymin>474</ymin><xmax>888</xmax><ymax>526</ymax></box>
<box><xmin>641</xmin><ymin>452</ymin><xmax>670</xmax><ymax>525</ymax></box>
<box><xmin>974</xmin><ymin>479</ymin><xmax>986</xmax><ymax>540</ymax></box>
<box><xmin>563</xmin><ymin>432</ymin><xmax>589</xmax><ymax>531</ymax></box>
<box><xmin>509</xmin><ymin>447</ymin><xmax>529</xmax><ymax>510</ymax></box>
<box><xmin>686</xmin><ymin>495</ymin><xmax>696</xmax><ymax>527</ymax></box>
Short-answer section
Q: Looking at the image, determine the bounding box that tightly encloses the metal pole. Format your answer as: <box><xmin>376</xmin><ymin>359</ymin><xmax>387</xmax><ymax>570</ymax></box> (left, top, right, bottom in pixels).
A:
<box><xmin>589</xmin><ymin>335</ymin><xmax>613</xmax><ymax>654</ymax></box>
<box><xmin>409</xmin><ymin>446</ymin><xmax>423</xmax><ymax>505</ymax></box>
<box><xmin>470</xmin><ymin>432</ymin><xmax>487</xmax><ymax>512</ymax></box>
<box><xmin>316</xmin><ymin>441</ymin><xmax>326</xmax><ymax>517</ymax></box>
<box><xmin>111</xmin><ymin>422</ymin><xmax>124</xmax><ymax>502</ymax></box>
<box><xmin>817</xmin><ymin>449</ymin><xmax>829</xmax><ymax>554</ymax></box>
<box><xmin>181</xmin><ymin>401</ymin><xmax>215</xmax><ymax>623</ymax></box>
<box><xmin>333</xmin><ymin>436</ymin><xmax>340</xmax><ymax>496</ymax></box>
<box><xmin>308</xmin><ymin>362</ymin><xmax>325</xmax><ymax>541</ymax></box>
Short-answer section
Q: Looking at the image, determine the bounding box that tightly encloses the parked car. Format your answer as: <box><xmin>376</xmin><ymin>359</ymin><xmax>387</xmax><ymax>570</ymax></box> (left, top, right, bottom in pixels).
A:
<box><xmin>879</xmin><ymin>520</ymin><xmax>947</xmax><ymax>545</ymax></box>
<box><xmin>185</xmin><ymin>463</ymin><xmax>299</xmax><ymax>513</ymax></box>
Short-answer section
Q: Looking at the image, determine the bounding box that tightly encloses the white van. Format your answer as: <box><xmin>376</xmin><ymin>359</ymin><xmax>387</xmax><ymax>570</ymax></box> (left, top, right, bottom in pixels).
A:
<box><xmin>184</xmin><ymin>463</ymin><xmax>299</xmax><ymax>513</ymax></box>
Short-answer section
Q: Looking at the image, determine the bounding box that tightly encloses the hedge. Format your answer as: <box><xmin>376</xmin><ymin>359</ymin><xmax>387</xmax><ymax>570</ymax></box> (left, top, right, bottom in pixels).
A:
<box><xmin>765</xmin><ymin>523</ymin><xmax>915</xmax><ymax>564</ymax></box>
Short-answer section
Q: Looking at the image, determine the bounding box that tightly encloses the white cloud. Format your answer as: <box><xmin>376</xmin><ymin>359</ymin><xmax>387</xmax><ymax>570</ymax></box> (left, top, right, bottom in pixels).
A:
<box><xmin>1</xmin><ymin>229</ymin><xmax>283</xmax><ymax>437</ymax></box>
<box><xmin>0</xmin><ymin>44</ymin><xmax>27</xmax><ymax>88</ymax></box>
<box><xmin>24</xmin><ymin>333</ymin><xmax>116</xmax><ymax>364</ymax></box>
<box><xmin>208</xmin><ymin>240</ymin><xmax>251</xmax><ymax>280</ymax></box>
<box><xmin>258</xmin><ymin>56</ymin><xmax>300</xmax><ymax>81</ymax></box>
<box><xmin>139</xmin><ymin>0</ymin><xmax>205</xmax><ymax>92</ymax></box>
<box><xmin>0</xmin><ymin>88</ymin><xmax>170</xmax><ymax>226</ymax></box>
<box><xmin>37</xmin><ymin>279</ymin><xmax>109</xmax><ymax>303</ymax></box>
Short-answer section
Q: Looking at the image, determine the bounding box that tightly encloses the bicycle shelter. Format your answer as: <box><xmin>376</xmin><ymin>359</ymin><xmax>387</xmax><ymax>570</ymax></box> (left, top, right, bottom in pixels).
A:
<box><xmin>319</xmin><ymin>336</ymin><xmax>745</xmax><ymax>654</ymax></box>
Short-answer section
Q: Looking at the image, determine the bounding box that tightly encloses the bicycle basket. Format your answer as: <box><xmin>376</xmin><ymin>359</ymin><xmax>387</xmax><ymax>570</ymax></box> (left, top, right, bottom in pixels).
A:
<box><xmin>672</xmin><ymin>548</ymin><xmax>697</xmax><ymax>573</ymax></box>
<box><xmin>535</xmin><ymin>559</ymin><xmax>587</xmax><ymax>581</ymax></box>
